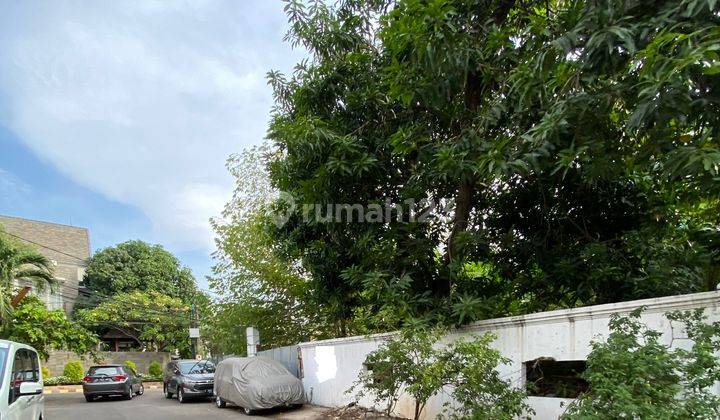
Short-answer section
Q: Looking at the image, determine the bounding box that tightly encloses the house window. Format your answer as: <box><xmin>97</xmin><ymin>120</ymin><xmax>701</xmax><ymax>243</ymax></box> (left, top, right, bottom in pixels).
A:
<box><xmin>40</xmin><ymin>288</ymin><xmax>64</xmax><ymax>310</ymax></box>
<box><xmin>47</xmin><ymin>291</ymin><xmax>64</xmax><ymax>310</ymax></box>
<box><xmin>525</xmin><ymin>358</ymin><xmax>588</xmax><ymax>398</ymax></box>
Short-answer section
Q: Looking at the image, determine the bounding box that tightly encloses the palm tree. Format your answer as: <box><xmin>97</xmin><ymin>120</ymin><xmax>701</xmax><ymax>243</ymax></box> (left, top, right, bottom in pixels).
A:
<box><xmin>0</xmin><ymin>233</ymin><xmax>55</xmax><ymax>322</ymax></box>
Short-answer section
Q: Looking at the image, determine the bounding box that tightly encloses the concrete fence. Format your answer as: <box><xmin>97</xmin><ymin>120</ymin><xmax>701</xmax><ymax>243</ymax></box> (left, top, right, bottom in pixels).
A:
<box><xmin>43</xmin><ymin>351</ymin><xmax>170</xmax><ymax>376</ymax></box>
<box><xmin>295</xmin><ymin>291</ymin><xmax>720</xmax><ymax>420</ymax></box>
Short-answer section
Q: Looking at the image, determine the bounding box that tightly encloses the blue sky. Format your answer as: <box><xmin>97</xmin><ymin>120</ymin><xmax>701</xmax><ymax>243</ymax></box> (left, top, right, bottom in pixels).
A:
<box><xmin>0</xmin><ymin>0</ymin><xmax>306</xmax><ymax>290</ymax></box>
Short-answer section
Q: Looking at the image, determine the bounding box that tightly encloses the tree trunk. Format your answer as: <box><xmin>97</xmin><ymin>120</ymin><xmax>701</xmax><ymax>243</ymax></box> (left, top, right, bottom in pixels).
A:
<box><xmin>439</xmin><ymin>0</ymin><xmax>517</xmax><ymax>293</ymax></box>
<box><xmin>444</xmin><ymin>179</ymin><xmax>474</xmax><ymax>266</ymax></box>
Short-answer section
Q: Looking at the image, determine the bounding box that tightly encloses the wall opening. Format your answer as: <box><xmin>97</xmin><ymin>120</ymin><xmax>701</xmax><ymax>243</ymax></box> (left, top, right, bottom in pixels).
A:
<box><xmin>362</xmin><ymin>362</ymin><xmax>391</xmax><ymax>385</ymax></box>
<box><xmin>525</xmin><ymin>358</ymin><xmax>588</xmax><ymax>398</ymax></box>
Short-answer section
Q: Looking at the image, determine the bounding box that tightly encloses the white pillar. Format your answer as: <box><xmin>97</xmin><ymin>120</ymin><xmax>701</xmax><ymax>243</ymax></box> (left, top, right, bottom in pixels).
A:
<box><xmin>246</xmin><ymin>327</ymin><xmax>260</xmax><ymax>357</ymax></box>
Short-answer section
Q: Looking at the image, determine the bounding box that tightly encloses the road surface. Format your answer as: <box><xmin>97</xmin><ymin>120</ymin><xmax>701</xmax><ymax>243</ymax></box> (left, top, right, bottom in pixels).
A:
<box><xmin>44</xmin><ymin>388</ymin><xmax>326</xmax><ymax>420</ymax></box>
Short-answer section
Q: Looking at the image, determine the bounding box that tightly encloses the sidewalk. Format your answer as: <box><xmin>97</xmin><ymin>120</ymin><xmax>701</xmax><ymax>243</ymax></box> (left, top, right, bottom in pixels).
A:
<box><xmin>44</xmin><ymin>381</ymin><xmax>163</xmax><ymax>394</ymax></box>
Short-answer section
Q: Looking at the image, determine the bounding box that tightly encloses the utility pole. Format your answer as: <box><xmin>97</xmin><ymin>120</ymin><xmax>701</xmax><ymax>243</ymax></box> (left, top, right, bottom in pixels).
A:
<box><xmin>246</xmin><ymin>327</ymin><xmax>259</xmax><ymax>357</ymax></box>
<box><xmin>189</xmin><ymin>305</ymin><xmax>200</xmax><ymax>359</ymax></box>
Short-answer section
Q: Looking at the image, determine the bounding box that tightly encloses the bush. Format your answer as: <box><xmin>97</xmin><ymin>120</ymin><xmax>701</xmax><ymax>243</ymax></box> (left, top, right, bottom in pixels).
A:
<box><xmin>349</xmin><ymin>328</ymin><xmax>444</xmax><ymax>419</ymax></box>
<box><xmin>139</xmin><ymin>373</ymin><xmax>163</xmax><ymax>382</ymax></box>
<box><xmin>442</xmin><ymin>334</ymin><xmax>531</xmax><ymax>419</ymax></box>
<box><xmin>41</xmin><ymin>366</ymin><xmax>50</xmax><ymax>380</ymax></box>
<box><xmin>44</xmin><ymin>376</ymin><xmax>73</xmax><ymax>386</ymax></box>
<box><xmin>563</xmin><ymin>308</ymin><xmax>720</xmax><ymax>419</ymax></box>
<box><xmin>123</xmin><ymin>360</ymin><xmax>138</xmax><ymax>374</ymax></box>
<box><xmin>348</xmin><ymin>328</ymin><xmax>529</xmax><ymax>420</ymax></box>
<box><xmin>148</xmin><ymin>361</ymin><xmax>162</xmax><ymax>377</ymax></box>
<box><xmin>62</xmin><ymin>361</ymin><xmax>84</xmax><ymax>383</ymax></box>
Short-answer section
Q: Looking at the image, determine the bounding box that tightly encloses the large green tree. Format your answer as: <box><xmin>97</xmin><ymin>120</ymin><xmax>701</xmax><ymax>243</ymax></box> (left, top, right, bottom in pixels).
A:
<box><xmin>77</xmin><ymin>290</ymin><xmax>194</xmax><ymax>354</ymax></box>
<box><xmin>209</xmin><ymin>145</ymin><xmax>336</xmax><ymax>353</ymax></box>
<box><xmin>82</xmin><ymin>240</ymin><xmax>197</xmax><ymax>301</ymax></box>
<box><xmin>263</xmin><ymin>0</ymin><xmax>719</xmax><ymax>332</ymax></box>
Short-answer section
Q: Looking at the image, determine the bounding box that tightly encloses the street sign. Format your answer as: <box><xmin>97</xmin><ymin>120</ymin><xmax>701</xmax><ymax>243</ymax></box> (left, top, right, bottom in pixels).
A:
<box><xmin>189</xmin><ymin>328</ymin><xmax>200</xmax><ymax>338</ymax></box>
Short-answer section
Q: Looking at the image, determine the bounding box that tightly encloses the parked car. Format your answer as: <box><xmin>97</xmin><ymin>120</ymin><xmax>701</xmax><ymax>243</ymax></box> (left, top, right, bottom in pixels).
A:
<box><xmin>214</xmin><ymin>356</ymin><xmax>305</xmax><ymax>415</ymax></box>
<box><xmin>82</xmin><ymin>364</ymin><xmax>144</xmax><ymax>402</ymax></box>
<box><xmin>0</xmin><ymin>340</ymin><xmax>44</xmax><ymax>420</ymax></box>
<box><xmin>163</xmin><ymin>359</ymin><xmax>215</xmax><ymax>403</ymax></box>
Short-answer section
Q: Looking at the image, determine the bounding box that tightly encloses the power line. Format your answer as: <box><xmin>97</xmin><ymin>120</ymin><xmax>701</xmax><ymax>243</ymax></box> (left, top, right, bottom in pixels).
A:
<box><xmin>5</xmin><ymin>230</ymin><xmax>216</xmax><ymax>324</ymax></box>
<box><xmin>24</xmin><ymin>277</ymin><xmax>200</xmax><ymax>322</ymax></box>
<box><xmin>2</xmin><ymin>230</ymin><xmax>86</xmax><ymax>262</ymax></box>
<box><xmin>2</xmin><ymin>230</ymin><xmax>214</xmax><ymax>294</ymax></box>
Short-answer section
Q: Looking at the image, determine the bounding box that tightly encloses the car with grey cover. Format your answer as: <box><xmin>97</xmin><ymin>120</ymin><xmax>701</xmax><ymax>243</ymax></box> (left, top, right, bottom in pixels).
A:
<box><xmin>214</xmin><ymin>356</ymin><xmax>305</xmax><ymax>415</ymax></box>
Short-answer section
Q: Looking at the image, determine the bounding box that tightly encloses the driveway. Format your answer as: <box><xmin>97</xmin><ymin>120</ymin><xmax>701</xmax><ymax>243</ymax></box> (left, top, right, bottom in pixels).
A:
<box><xmin>44</xmin><ymin>388</ymin><xmax>327</xmax><ymax>420</ymax></box>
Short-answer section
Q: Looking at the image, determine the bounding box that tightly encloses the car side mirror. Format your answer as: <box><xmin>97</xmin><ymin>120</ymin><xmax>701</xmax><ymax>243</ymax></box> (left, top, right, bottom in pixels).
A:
<box><xmin>18</xmin><ymin>382</ymin><xmax>43</xmax><ymax>397</ymax></box>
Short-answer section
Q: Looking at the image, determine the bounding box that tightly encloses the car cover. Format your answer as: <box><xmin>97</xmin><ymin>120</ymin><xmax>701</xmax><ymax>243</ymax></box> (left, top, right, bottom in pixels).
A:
<box><xmin>214</xmin><ymin>356</ymin><xmax>306</xmax><ymax>410</ymax></box>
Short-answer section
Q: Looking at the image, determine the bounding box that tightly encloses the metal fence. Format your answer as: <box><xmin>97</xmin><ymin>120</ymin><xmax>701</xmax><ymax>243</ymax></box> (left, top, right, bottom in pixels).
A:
<box><xmin>258</xmin><ymin>345</ymin><xmax>301</xmax><ymax>378</ymax></box>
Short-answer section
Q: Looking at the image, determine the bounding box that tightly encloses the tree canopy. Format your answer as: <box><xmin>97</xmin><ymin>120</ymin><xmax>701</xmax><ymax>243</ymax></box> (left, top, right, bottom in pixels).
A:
<box><xmin>208</xmin><ymin>145</ymin><xmax>337</xmax><ymax>353</ymax></box>
<box><xmin>77</xmin><ymin>290</ymin><xmax>195</xmax><ymax>354</ymax></box>
<box><xmin>82</xmin><ymin>240</ymin><xmax>197</xmax><ymax>300</ymax></box>
<box><xmin>257</xmin><ymin>0</ymin><xmax>720</xmax><ymax>332</ymax></box>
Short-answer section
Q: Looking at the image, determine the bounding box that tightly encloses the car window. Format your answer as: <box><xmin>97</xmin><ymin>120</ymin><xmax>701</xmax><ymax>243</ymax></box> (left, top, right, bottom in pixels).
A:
<box><xmin>89</xmin><ymin>366</ymin><xmax>121</xmax><ymax>376</ymax></box>
<box><xmin>26</xmin><ymin>350</ymin><xmax>39</xmax><ymax>382</ymax></box>
<box><xmin>0</xmin><ymin>344</ymin><xmax>8</xmax><ymax>389</ymax></box>
<box><xmin>178</xmin><ymin>360</ymin><xmax>215</xmax><ymax>374</ymax></box>
<box><xmin>201</xmin><ymin>361</ymin><xmax>216</xmax><ymax>373</ymax></box>
<box><xmin>8</xmin><ymin>349</ymin><xmax>38</xmax><ymax>405</ymax></box>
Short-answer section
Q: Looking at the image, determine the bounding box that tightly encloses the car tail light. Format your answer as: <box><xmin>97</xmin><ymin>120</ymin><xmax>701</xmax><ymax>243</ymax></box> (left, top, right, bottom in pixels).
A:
<box><xmin>83</xmin><ymin>376</ymin><xmax>93</xmax><ymax>383</ymax></box>
<box><xmin>112</xmin><ymin>375</ymin><xmax>126</xmax><ymax>382</ymax></box>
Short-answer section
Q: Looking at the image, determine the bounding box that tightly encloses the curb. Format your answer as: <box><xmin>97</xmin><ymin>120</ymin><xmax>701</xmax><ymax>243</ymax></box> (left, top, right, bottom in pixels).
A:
<box><xmin>44</xmin><ymin>382</ymin><xmax>163</xmax><ymax>395</ymax></box>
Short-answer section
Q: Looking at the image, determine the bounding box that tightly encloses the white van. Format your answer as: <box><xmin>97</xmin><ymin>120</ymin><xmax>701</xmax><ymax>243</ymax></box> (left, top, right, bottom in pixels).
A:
<box><xmin>0</xmin><ymin>340</ymin><xmax>44</xmax><ymax>420</ymax></box>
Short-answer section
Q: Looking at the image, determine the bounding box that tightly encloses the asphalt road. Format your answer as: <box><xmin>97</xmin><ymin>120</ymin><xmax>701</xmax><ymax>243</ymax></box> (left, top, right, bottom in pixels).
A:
<box><xmin>44</xmin><ymin>388</ymin><xmax>326</xmax><ymax>420</ymax></box>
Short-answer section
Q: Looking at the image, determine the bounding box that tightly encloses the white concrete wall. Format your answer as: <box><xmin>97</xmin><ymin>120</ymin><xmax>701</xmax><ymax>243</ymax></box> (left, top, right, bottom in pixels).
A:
<box><xmin>298</xmin><ymin>291</ymin><xmax>720</xmax><ymax>419</ymax></box>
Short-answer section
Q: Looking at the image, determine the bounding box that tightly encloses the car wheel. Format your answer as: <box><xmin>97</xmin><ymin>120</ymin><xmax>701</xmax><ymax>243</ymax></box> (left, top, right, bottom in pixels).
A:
<box><xmin>84</xmin><ymin>395</ymin><xmax>94</xmax><ymax>402</ymax></box>
<box><xmin>164</xmin><ymin>383</ymin><xmax>173</xmax><ymax>399</ymax></box>
<box><xmin>177</xmin><ymin>387</ymin><xmax>185</xmax><ymax>403</ymax></box>
<box><xmin>125</xmin><ymin>388</ymin><xmax>134</xmax><ymax>400</ymax></box>
<box><xmin>243</xmin><ymin>407</ymin><xmax>254</xmax><ymax>415</ymax></box>
<box><xmin>136</xmin><ymin>384</ymin><xmax>144</xmax><ymax>396</ymax></box>
<box><xmin>216</xmin><ymin>396</ymin><xmax>226</xmax><ymax>408</ymax></box>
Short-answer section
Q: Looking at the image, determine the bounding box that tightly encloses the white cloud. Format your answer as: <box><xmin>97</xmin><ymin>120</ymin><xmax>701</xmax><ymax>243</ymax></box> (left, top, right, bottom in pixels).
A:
<box><xmin>0</xmin><ymin>0</ymin><xmax>305</xmax><ymax>251</ymax></box>
<box><xmin>0</xmin><ymin>169</ymin><xmax>31</xmax><ymax>196</ymax></box>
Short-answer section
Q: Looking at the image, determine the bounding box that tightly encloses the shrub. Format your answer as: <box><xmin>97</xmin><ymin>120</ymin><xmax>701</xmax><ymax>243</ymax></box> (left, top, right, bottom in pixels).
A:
<box><xmin>62</xmin><ymin>361</ymin><xmax>84</xmax><ymax>383</ymax></box>
<box><xmin>442</xmin><ymin>333</ymin><xmax>531</xmax><ymax>419</ymax></box>
<box><xmin>348</xmin><ymin>328</ymin><xmax>529</xmax><ymax>420</ymax></box>
<box><xmin>44</xmin><ymin>376</ymin><xmax>73</xmax><ymax>386</ymax></box>
<box><xmin>41</xmin><ymin>366</ymin><xmax>50</xmax><ymax>380</ymax></box>
<box><xmin>139</xmin><ymin>373</ymin><xmax>163</xmax><ymax>382</ymax></box>
<box><xmin>563</xmin><ymin>308</ymin><xmax>720</xmax><ymax>419</ymax></box>
<box><xmin>148</xmin><ymin>361</ymin><xmax>162</xmax><ymax>377</ymax></box>
<box><xmin>123</xmin><ymin>360</ymin><xmax>138</xmax><ymax>374</ymax></box>
<box><xmin>349</xmin><ymin>328</ymin><xmax>445</xmax><ymax>419</ymax></box>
